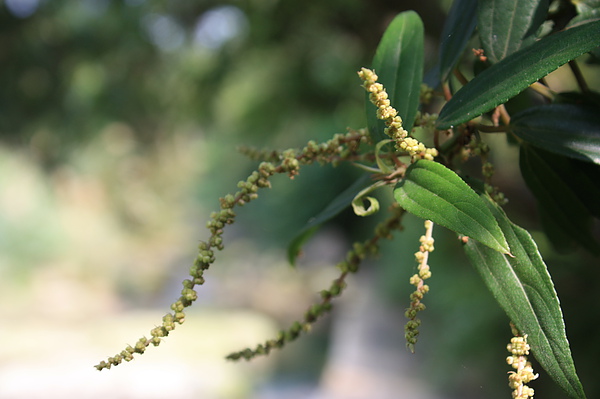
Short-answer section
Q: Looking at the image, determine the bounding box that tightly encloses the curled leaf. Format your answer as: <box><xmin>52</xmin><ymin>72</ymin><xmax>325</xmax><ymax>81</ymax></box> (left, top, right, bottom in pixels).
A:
<box><xmin>351</xmin><ymin>180</ymin><xmax>386</xmax><ymax>217</ymax></box>
<box><xmin>352</xmin><ymin>196</ymin><xmax>380</xmax><ymax>216</ymax></box>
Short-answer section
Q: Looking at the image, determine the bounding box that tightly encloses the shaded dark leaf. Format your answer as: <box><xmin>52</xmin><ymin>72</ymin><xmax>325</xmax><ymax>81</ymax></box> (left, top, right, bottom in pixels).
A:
<box><xmin>439</xmin><ymin>0</ymin><xmax>478</xmax><ymax>81</ymax></box>
<box><xmin>511</xmin><ymin>104</ymin><xmax>600</xmax><ymax>164</ymax></box>
<box><xmin>519</xmin><ymin>146</ymin><xmax>600</xmax><ymax>254</ymax></box>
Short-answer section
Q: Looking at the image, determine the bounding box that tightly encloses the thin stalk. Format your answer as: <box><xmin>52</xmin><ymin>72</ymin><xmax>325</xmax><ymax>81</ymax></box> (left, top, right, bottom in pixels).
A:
<box><xmin>568</xmin><ymin>60</ymin><xmax>589</xmax><ymax>92</ymax></box>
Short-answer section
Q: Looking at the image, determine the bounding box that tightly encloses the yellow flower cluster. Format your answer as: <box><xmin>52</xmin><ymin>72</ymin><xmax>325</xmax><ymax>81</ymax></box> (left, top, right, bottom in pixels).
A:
<box><xmin>357</xmin><ymin>67</ymin><xmax>438</xmax><ymax>161</ymax></box>
<box><xmin>506</xmin><ymin>334</ymin><xmax>539</xmax><ymax>399</ymax></box>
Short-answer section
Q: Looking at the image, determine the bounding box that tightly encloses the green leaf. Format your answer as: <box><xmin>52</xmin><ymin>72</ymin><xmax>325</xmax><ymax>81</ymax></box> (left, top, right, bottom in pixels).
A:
<box><xmin>394</xmin><ymin>160</ymin><xmax>509</xmax><ymax>253</ymax></box>
<box><xmin>511</xmin><ymin>104</ymin><xmax>600</xmax><ymax>164</ymax></box>
<box><xmin>463</xmin><ymin>198</ymin><xmax>587</xmax><ymax>399</ymax></box>
<box><xmin>287</xmin><ymin>174</ymin><xmax>372</xmax><ymax>265</ymax></box>
<box><xmin>477</xmin><ymin>0</ymin><xmax>549</xmax><ymax>63</ymax></box>
<box><xmin>519</xmin><ymin>146</ymin><xmax>600</xmax><ymax>254</ymax></box>
<box><xmin>367</xmin><ymin>11</ymin><xmax>424</xmax><ymax>142</ymax></box>
<box><xmin>439</xmin><ymin>0</ymin><xmax>478</xmax><ymax>81</ymax></box>
<box><xmin>436</xmin><ymin>20</ymin><xmax>600</xmax><ymax>129</ymax></box>
<box><xmin>568</xmin><ymin>8</ymin><xmax>600</xmax><ymax>61</ymax></box>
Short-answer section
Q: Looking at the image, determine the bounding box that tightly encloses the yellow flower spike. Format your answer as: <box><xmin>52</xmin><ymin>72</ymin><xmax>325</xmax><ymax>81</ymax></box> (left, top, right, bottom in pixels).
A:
<box><xmin>357</xmin><ymin>67</ymin><xmax>438</xmax><ymax>161</ymax></box>
<box><xmin>404</xmin><ymin>220</ymin><xmax>435</xmax><ymax>351</ymax></box>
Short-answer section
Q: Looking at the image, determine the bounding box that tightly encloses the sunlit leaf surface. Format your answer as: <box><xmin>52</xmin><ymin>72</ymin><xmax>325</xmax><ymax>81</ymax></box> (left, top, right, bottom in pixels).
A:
<box><xmin>367</xmin><ymin>11</ymin><xmax>424</xmax><ymax>142</ymax></box>
<box><xmin>394</xmin><ymin>160</ymin><xmax>509</xmax><ymax>253</ymax></box>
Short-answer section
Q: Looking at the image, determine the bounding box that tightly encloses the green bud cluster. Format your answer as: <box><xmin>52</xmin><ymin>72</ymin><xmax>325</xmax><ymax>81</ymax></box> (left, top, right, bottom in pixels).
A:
<box><xmin>95</xmin><ymin>131</ymin><xmax>375</xmax><ymax>371</ymax></box>
<box><xmin>226</xmin><ymin>204</ymin><xmax>405</xmax><ymax>362</ymax></box>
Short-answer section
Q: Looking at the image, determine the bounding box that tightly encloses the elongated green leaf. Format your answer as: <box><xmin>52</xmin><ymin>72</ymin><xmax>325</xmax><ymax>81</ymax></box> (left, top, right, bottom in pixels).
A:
<box><xmin>436</xmin><ymin>20</ymin><xmax>600</xmax><ymax>129</ymax></box>
<box><xmin>477</xmin><ymin>0</ymin><xmax>549</xmax><ymax>63</ymax></box>
<box><xmin>519</xmin><ymin>146</ymin><xmax>600</xmax><ymax>254</ymax></box>
<box><xmin>394</xmin><ymin>160</ymin><xmax>509</xmax><ymax>253</ymax></box>
<box><xmin>287</xmin><ymin>174</ymin><xmax>372</xmax><ymax>265</ymax></box>
<box><xmin>511</xmin><ymin>104</ymin><xmax>600</xmax><ymax>164</ymax></box>
<box><xmin>569</xmin><ymin>8</ymin><xmax>600</xmax><ymax>61</ymax></box>
<box><xmin>463</xmin><ymin>198</ymin><xmax>587</xmax><ymax>399</ymax></box>
<box><xmin>439</xmin><ymin>0</ymin><xmax>478</xmax><ymax>81</ymax></box>
<box><xmin>367</xmin><ymin>11</ymin><xmax>423</xmax><ymax>142</ymax></box>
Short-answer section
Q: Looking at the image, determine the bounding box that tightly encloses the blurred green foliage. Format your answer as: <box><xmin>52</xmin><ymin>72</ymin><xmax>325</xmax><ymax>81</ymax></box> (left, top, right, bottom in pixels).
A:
<box><xmin>0</xmin><ymin>0</ymin><xmax>443</xmax><ymax>160</ymax></box>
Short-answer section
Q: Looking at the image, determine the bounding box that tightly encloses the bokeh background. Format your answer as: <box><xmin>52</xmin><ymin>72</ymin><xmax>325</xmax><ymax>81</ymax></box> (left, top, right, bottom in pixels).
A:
<box><xmin>1</xmin><ymin>0</ymin><xmax>599</xmax><ymax>398</ymax></box>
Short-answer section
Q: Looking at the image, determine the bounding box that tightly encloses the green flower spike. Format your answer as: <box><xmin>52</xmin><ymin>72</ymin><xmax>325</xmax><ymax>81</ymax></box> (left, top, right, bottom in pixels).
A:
<box><xmin>95</xmin><ymin>130</ymin><xmax>372</xmax><ymax>370</ymax></box>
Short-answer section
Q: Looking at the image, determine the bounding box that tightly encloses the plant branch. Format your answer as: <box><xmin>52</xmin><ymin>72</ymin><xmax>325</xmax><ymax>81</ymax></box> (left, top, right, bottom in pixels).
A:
<box><xmin>568</xmin><ymin>60</ymin><xmax>589</xmax><ymax>92</ymax></box>
<box><xmin>529</xmin><ymin>81</ymin><xmax>556</xmax><ymax>101</ymax></box>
